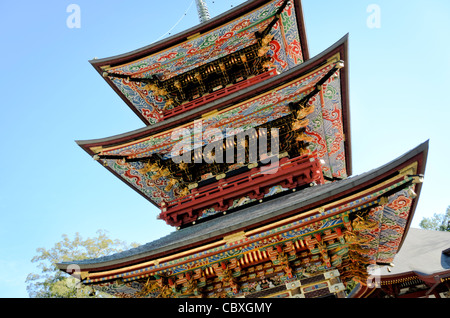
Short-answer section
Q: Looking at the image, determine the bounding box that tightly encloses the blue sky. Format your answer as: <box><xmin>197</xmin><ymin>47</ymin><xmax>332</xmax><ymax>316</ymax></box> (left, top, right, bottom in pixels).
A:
<box><xmin>0</xmin><ymin>0</ymin><xmax>448</xmax><ymax>298</ymax></box>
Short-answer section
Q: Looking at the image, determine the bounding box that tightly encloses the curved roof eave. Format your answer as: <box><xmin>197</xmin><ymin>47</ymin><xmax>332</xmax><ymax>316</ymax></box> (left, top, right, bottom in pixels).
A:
<box><xmin>88</xmin><ymin>0</ymin><xmax>310</xmax><ymax>125</ymax></box>
<box><xmin>77</xmin><ymin>33</ymin><xmax>351</xmax><ymax>173</ymax></box>
<box><xmin>89</xmin><ymin>0</ymin><xmax>309</xmax><ymax>69</ymax></box>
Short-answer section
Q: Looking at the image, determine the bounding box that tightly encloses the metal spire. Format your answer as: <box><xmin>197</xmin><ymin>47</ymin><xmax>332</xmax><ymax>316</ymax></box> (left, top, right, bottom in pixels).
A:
<box><xmin>195</xmin><ymin>0</ymin><xmax>211</xmax><ymax>23</ymax></box>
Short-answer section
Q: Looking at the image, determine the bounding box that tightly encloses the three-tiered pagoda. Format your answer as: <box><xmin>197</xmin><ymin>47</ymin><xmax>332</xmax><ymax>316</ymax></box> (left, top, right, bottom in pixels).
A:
<box><xmin>57</xmin><ymin>0</ymin><xmax>428</xmax><ymax>299</ymax></box>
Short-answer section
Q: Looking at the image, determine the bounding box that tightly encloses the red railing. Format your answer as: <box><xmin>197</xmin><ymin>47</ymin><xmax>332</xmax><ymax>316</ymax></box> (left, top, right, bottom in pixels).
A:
<box><xmin>159</xmin><ymin>154</ymin><xmax>324</xmax><ymax>227</ymax></box>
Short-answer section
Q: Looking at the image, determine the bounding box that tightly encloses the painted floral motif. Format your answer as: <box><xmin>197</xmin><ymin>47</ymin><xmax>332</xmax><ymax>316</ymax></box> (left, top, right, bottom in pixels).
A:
<box><xmin>306</xmin><ymin>71</ymin><xmax>347</xmax><ymax>179</ymax></box>
<box><xmin>353</xmin><ymin>189</ymin><xmax>414</xmax><ymax>265</ymax></box>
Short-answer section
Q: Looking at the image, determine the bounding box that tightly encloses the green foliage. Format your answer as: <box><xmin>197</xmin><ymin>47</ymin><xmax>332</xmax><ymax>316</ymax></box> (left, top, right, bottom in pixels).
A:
<box><xmin>419</xmin><ymin>206</ymin><xmax>450</xmax><ymax>232</ymax></box>
<box><xmin>26</xmin><ymin>230</ymin><xmax>139</xmax><ymax>298</ymax></box>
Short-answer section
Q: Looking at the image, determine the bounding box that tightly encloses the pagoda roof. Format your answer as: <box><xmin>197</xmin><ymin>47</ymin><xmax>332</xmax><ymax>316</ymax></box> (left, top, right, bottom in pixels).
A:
<box><xmin>57</xmin><ymin>140</ymin><xmax>428</xmax><ymax>275</ymax></box>
<box><xmin>90</xmin><ymin>0</ymin><xmax>309</xmax><ymax>125</ymax></box>
<box><xmin>380</xmin><ymin>228</ymin><xmax>450</xmax><ymax>278</ymax></box>
<box><xmin>350</xmin><ymin>227</ymin><xmax>450</xmax><ymax>298</ymax></box>
<box><xmin>77</xmin><ymin>34</ymin><xmax>351</xmax><ymax>209</ymax></box>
